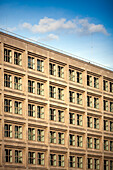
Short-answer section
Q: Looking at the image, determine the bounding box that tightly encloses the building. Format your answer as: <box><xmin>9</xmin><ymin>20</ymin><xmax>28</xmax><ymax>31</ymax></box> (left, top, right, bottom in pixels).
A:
<box><xmin>0</xmin><ymin>31</ymin><xmax>113</xmax><ymax>170</ymax></box>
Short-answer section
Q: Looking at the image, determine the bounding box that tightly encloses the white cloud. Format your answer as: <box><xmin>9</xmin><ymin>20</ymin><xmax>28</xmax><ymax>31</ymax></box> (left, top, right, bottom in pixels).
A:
<box><xmin>38</xmin><ymin>33</ymin><xmax>59</xmax><ymax>41</ymax></box>
<box><xmin>21</xmin><ymin>17</ymin><xmax>109</xmax><ymax>36</ymax></box>
<box><xmin>7</xmin><ymin>27</ymin><xmax>17</xmax><ymax>32</ymax></box>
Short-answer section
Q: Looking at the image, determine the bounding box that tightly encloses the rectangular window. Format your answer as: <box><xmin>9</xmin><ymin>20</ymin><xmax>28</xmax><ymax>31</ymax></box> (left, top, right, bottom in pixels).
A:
<box><xmin>15</xmin><ymin>101</ymin><xmax>22</xmax><ymax>114</ymax></box>
<box><xmin>77</xmin><ymin>93</ymin><xmax>82</xmax><ymax>105</ymax></box>
<box><xmin>14</xmin><ymin>52</ymin><xmax>22</xmax><ymax>66</ymax></box>
<box><xmin>28</xmin><ymin>104</ymin><xmax>35</xmax><ymax>117</ymax></box>
<box><xmin>28</xmin><ymin>128</ymin><xmax>35</xmax><ymax>141</ymax></box>
<box><xmin>104</xmin><ymin>160</ymin><xmax>109</xmax><ymax>170</ymax></box>
<box><xmin>69</xmin><ymin>69</ymin><xmax>75</xmax><ymax>81</ymax></box>
<box><xmin>4</xmin><ymin>74</ymin><xmax>12</xmax><ymax>88</ymax></box>
<box><xmin>58</xmin><ymin>132</ymin><xmax>64</xmax><ymax>145</ymax></box>
<box><xmin>69</xmin><ymin>112</ymin><xmax>75</xmax><ymax>124</ymax></box>
<box><xmin>77</xmin><ymin>135</ymin><xmax>83</xmax><ymax>147</ymax></box>
<box><xmin>77</xmin><ymin>72</ymin><xmax>82</xmax><ymax>84</ymax></box>
<box><xmin>15</xmin><ymin>125</ymin><xmax>22</xmax><ymax>139</ymax></box>
<box><xmin>94</xmin><ymin>138</ymin><xmax>100</xmax><ymax>149</ymax></box>
<box><xmin>4</xmin><ymin>48</ymin><xmax>12</xmax><ymax>63</ymax></box>
<box><xmin>58</xmin><ymin>65</ymin><xmax>64</xmax><ymax>78</ymax></box>
<box><xmin>104</xmin><ymin>140</ymin><xmax>109</xmax><ymax>151</ymax></box>
<box><xmin>70</xmin><ymin>156</ymin><xmax>75</xmax><ymax>168</ymax></box>
<box><xmin>50</xmin><ymin>131</ymin><xmax>56</xmax><ymax>144</ymax></box>
<box><xmin>104</xmin><ymin>120</ymin><xmax>108</xmax><ymax>131</ymax></box>
<box><xmin>5</xmin><ymin>149</ymin><xmax>12</xmax><ymax>162</ymax></box>
<box><xmin>28</xmin><ymin>56</ymin><xmax>35</xmax><ymax>69</ymax></box>
<box><xmin>37</xmin><ymin>82</ymin><xmax>44</xmax><ymax>95</ymax></box>
<box><xmin>94</xmin><ymin>77</ymin><xmax>99</xmax><ymax>88</ymax></box>
<box><xmin>37</xmin><ymin>152</ymin><xmax>44</xmax><ymax>165</ymax></box>
<box><xmin>87</xmin><ymin>116</ymin><xmax>93</xmax><ymax>128</ymax></box>
<box><xmin>110</xmin><ymin>82</ymin><xmax>113</xmax><ymax>93</ymax></box>
<box><xmin>110</xmin><ymin>121</ymin><xmax>113</xmax><ymax>132</ymax></box>
<box><xmin>50</xmin><ymin>154</ymin><xmax>56</xmax><ymax>166</ymax></box>
<box><xmin>28</xmin><ymin>151</ymin><xmax>35</xmax><ymax>164</ymax></box>
<box><xmin>94</xmin><ymin>97</ymin><xmax>99</xmax><ymax>109</ymax></box>
<box><xmin>103</xmin><ymin>100</ymin><xmax>108</xmax><ymax>111</ymax></box>
<box><xmin>37</xmin><ymin>59</ymin><xmax>44</xmax><ymax>72</ymax></box>
<box><xmin>58</xmin><ymin>110</ymin><xmax>64</xmax><ymax>123</ymax></box>
<box><xmin>4</xmin><ymin>99</ymin><xmax>12</xmax><ymax>113</ymax></box>
<box><xmin>49</xmin><ymin>63</ymin><xmax>56</xmax><ymax>76</ymax></box>
<box><xmin>69</xmin><ymin>134</ymin><xmax>75</xmax><ymax>146</ymax></box>
<box><xmin>4</xmin><ymin>124</ymin><xmax>12</xmax><ymax>137</ymax></box>
<box><xmin>88</xmin><ymin>158</ymin><xmax>93</xmax><ymax>169</ymax></box>
<box><xmin>87</xmin><ymin>75</ymin><xmax>92</xmax><ymax>86</ymax></box>
<box><xmin>58</xmin><ymin>155</ymin><xmax>64</xmax><ymax>167</ymax></box>
<box><xmin>77</xmin><ymin>157</ymin><xmax>83</xmax><ymax>168</ymax></box>
<box><xmin>28</xmin><ymin>80</ymin><xmax>35</xmax><ymax>93</ymax></box>
<box><xmin>37</xmin><ymin>129</ymin><xmax>44</xmax><ymax>142</ymax></box>
<box><xmin>94</xmin><ymin>159</ymin><xmax>100</xmax><ymax>170</ymax></box>
<box><xmin>110</xmin><ymin>102</ymin><xmax>113</xmax><ymax>112</ymax></box>
<box><xmin>103</xmin><ymin>80</ymin><xmax>108</xmax><ymax>91</ymax></box>
<box><xmin>37</xmin><ymin>106</ymin><xmax>44</xmax><ymax>119</ymax></box>
<box><xmin>15</xmin><ymin>150</ymin><xmax>22</xmax><ymax>163</ymax></box>
<box><xmin>110</xmin><ymin>160</ymin><xmax>113</xmax><ymax>170</ymax></box>
<box><xmin>58</xmin><ymin>88</ymin><xmax>64</xmax><ymax>100</ymax></box>
<box><xmin>50</xmin><ymin>108</ymin><xmax>56</xmax><ymax>121</ymax></box>
<box><xmin>110</xmin><ymin>141</ymin><xmax>113</xmax><ymax>151</ymax></box>
<box><xmin>69</xmin><ymin>91</ymin><xmax>75</xmax><ymax>103</ymax></box>
<box><xmin>87</xmin><ymin>137</ymin><xmax>93</xmax><ymax>149</ymax></box>
<box><xmin>14</xmin><ymin>76</ymin><xmax>22</xmax><ymax>90</ymax></box>
<box><xmin>49</xmin><ymin>86</ymin><xmax>56</xmax><ymax>98</ymax></box>
<box><xmin>87</xmin><ymin>96</ymin><xmax>92</xmax><ymax>107</ymax></box>
<box><xmin>77</xmin><ymin>114</ymin><xmax>83</xmax><ymax>126</ymax></box>
<box><xmin>94</xmin><ymin>118</ymin><xmax>99</xmax><ymax>129</ymax></box>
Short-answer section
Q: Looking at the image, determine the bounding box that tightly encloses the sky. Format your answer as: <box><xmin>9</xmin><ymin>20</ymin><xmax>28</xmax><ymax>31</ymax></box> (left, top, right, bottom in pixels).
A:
<box><xmin>0</xmin><ymin>0</ymin><xmax>113</xmax><ymax>69</ymax></box>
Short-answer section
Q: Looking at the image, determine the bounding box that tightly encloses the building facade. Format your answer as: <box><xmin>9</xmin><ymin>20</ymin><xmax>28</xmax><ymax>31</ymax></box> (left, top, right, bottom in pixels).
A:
<box><xmin>0</xmin><ymin>31</ymin><xmax>113</xmax><ymax>170</ymax></box>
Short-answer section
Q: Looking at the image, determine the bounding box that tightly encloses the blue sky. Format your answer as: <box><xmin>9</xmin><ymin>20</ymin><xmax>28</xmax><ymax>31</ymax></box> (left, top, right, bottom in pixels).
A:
<box><xmin>0</xmin><ymin>0</ymin><xmax>113</xmax><ymax>69</ymax></box>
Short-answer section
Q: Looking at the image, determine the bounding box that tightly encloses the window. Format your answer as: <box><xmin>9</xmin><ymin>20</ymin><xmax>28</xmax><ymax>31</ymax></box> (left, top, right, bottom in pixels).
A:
<box><xmin>87</xmin><ymin>137</ymin><xmax>93</xmax><ymax>149</ymax></box>
<box><xmin>94</xmin><ymin>77</ymin><xmax>99</xmax><ymax>88</ymax></box>
<box><xmin>37</xmin><ymin>106</ymin><xmax>44</xmax><ymax>119</ymax></box>
<box><xmin>104</xmin><ymin>140</ymin><xmax>109</xmax><ymax>151</ymax></box>
<box><xmin>37</xmin><ymin>59</ymin><xmax>44</xmax><ymax>72</ymax></box>
<box><xmin>88</xmin><ymin>158</ymin><xmax>93</xmax><ymax>169</ymax></box>
<box><xmin>15</xmin><ymin>126</ymin><xmax>22</xmax><ymax>139</ymax></box>
<box><xmin>87</xmin><ymin>75</ymin><xmax>92</xmax><ymax>86</ymax></box>
<box><xmin>50</xmin><ymin>154</ymin><xmax>56</xmax><ymax>166</ymax></box>
<box><xmin>104</xmin><ymin>120</ymin><xmax>108</xmax><ymax>131</ymax></box>
<box><xmin>103</xmin><ymin>80</ymin><xmax>108</xmax><ymax>91</ymax></box>
<box><xmin>28</xmin><ymin>104</ymin><xmax>35</xmax><ymax>117</ymax></box>
<box><xmin>77</xmin><ymin>135</ymin><xmax>83</xmax><ymax>147</ymax></box>
<box><xmin>69</xmin><ymin>91</ymin><xmax>75</xmax><ymax>103</ymax></box>
<box><xmin>103</xmin><ymin>100</ymin><xmax>108</xmax><ymax>111</ymax></box>
<box><xmin>110</xmin><ymin>82</ymin><xmax>113</xmax><ymax>93</ymax></box>
<box><xmin>14</xmin><ymin>76</ymin><xmax>22</xmax><ymax>90</ymax></box>
<box><xmin>69</xmin><ymin>69</ymin><xmax>75</xmax><ymax>81</ymax></box>
<box><xmin>58</xmin><ymin>155</ymin><xmax>64</xmax><ymax>167</ymax></box>
<box><xmin>94</xmin><ymin>159</ymin><xmax>100</xmax><ymax>170</ymax></box>
<box><xmin>110</xmin><ymin>121</ymin><xmax>113</xmax><ymax>132</ymax></box>
<box><xmin>70</xmin><ymin>156</ymin><xmax>75</xmax><ymax>168</ymax></box>
<box><xmin>37</xmin><ymin>129</ymin><xmax>44</xmax><ymax>142</ymax></box>
<box><xmin>4</xmin><ymin>48</ymin><xmax>12</xmax><ymax>63</ymax></box>
<box><xmin>94</xmin><ymin>138</ymin><xmax>99</xmax><ymax>149</ymax></box>
<box><xmin>69</xmin><ymin>112</ymin><xmax>75</xmax><ymax>124</ymax></box>
<box><xmin>15</xmin><ymin>150</ymin><xmax>22</xmax><ymax>163</ymax></box>
<box><xmin>87</xmin><ymin>116</ymin><xmax>93</xmax><ymax>128</ymax></box>
<box><xmin>15</xmin><ymin>101</ymin><xmax>22</xmax><ymax>114</ymax></box>
<box><xmin>77</xmin><ymin>93</ymin><xmax>82</xmax><ymax>105</ymax></box>
<box><xmin>49</xmin><ymin>63</ymin><xmax>56</xmax><ymax>76</ymax></box>
<box><xmin>5</xmin><ymin>149</ymin><xmax>12</xmax><ymax>162</ymax></box>
<box><xmin>14</xmin><ymin>52</ymin><xmax>22</xmax><ymax>66</ymax></box>
<box><xmin>58</xmin><ymin>132</ymin><xmax>64</xmax><ymax>145</ymax></box>
<box><xmin>4</xmin><ymin>74</ymin><xmax>12</xmax><ymax>88</ymax></box>
<box><xmin>58</xmin><ymin>88</ymin><xmax>64</xmax><ymax>100</ymax></box>
<box><xmin>50</xmin><ymin>108</ymin><xmax>56</xmax><ymax>121</ymax></box>
<box><xmin>37</xmin><ymin>82</ymin><xmax>44</xmax><ymax>95</ymax></box>
<box><xmin>87</xmin><ymin>96</ymin><xmax>92</xmax><ymax>107</ymax></box>
<box><xmin>28</xmin><ymin>151</ymin><xmax>35</xmax><ymax>164</ymax></box>
<box><xmin>110</xmin><ymin>141</ymin><xmax>113</xmax><ymax>151</ymax></box>
<box><xmin>4</xmin><ymin>99</ymin><xmax>12</xmax><ymax>113</ymax></box>
<box><xmin>58</xmin><ymin>65</ymin><xmax>64</xmax><ymax>78</ymax></box>
<box><xmin>58</xmin><ymin>110</ymin><xmax>64</xmax><ymax>122</ymax></box>
<box><xmin>110</xmin><ymin>160</ymin><xmax>113</xmax><ymax>170</ymax></box>
<box><xmin>110</xmin><ymin>102</ymin><xmax>113</xmax><ymax>112</ymax></box>
<box><xmin>77</xmin><ymin>72</ymin><xmax>82</xmax><ymax>84</ymax></box>
<box><xmin>69</xmin><ymin>134</ymin><xmax>75</xmax><ymax>146</ymax></box>
<box><xmin>37</xmin><ymin>152</ymin><xmax>44</xmax><ymax>165</ymax></box>
<box><xmin>28</xmin><ymin>56</ymin><xmax>35</xmax><ymax>69</ymax></box>
<box><xmin>77</xmin><ymin>157</ymin><xmax>83</xmax><ymax>168</ymax></box>
<box><xmin>104</xmin><ymin>160</ymin><xmax>108</xmax><ymax>170</ymax></box>
<box><xmin>4</xmin><ymin>124</ymin><xmax>12</xmax><ymax>137</ymax></box>
<box><xmin>49</xmin><ymin>86</ymin><xmax>56</xmax><ymax>98</ymax></box>
<box><xmin>94</xmin><ymin>97</ymin><xmax>99</xmax><ymax>109</ymax></box>
<box><xmin>94</xmin><ymin>118</ymin><xmax>99</xmax><ymax>129</ymax></box>
<box><xmin>28</xmin><ymin>80</ymin><xmax>35</xmax><ymax>93</ymax></box>
<box><xmin>50</xmin><ymin>131</ymin><xmax>56</xmax><ymax>144</ymax></box>
<box><xmin>28</xmin><ymin>128</ymin><xmax>35</xmax><ymax>141</ymax></box>
<box><xmin>77</xmin><ymin>114</ymin><xmax>82</xmax><ymax>126</ymax></box>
